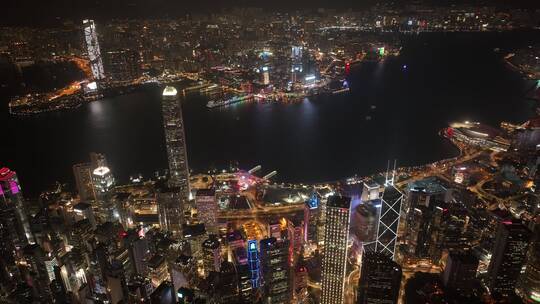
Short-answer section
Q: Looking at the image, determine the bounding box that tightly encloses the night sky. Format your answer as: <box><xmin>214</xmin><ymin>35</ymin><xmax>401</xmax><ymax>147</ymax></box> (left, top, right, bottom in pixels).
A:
<box><xmin>3</xmin><ymin>0</ymin><xmax>539</xmax><ymax>26</ymax></box>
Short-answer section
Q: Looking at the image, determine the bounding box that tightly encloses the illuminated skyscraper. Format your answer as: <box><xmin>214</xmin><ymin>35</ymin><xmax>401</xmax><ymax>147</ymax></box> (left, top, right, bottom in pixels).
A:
<box><xmin>262</xmin><ymin>66</ymin><xmax>270</xmax><ymax>85</ymax></box>
<box><xmin>159</xmin><ymin>86</ymin><xmax>189</xmax><ymax>237</ymax></box>
<box><xmin>442</xmin><ymin>252</ymin><xmax>479</xmax><ymax>297</ymax></box>
<box><xmin>356</xmin><ymin>252</ymin><xmax>401</xmax><ymax>304</ymax></box>
<box><xmin>92</xmin><ymin>166</ymin><xmax>116</xmax><ymax>222</ymax></box>
<box><xmin>202</xmin><ymin>236</ymin><xmax>221</xmax><ymax>276</ymax></box>
<box><xmin>291</xmin><ymin>46</ymin><xmax>303</xmax><ymax>82</ymax></box>
<box><xmin>321</xmin><ymin>195</ymin><xmax>351</xmax><ymax>304</ymax></box>
<box><xmin>247</xmin><ymin>240</ymin><xmax>260</xmax><ymax>289</ymax></box>
<box><xmin>304</xmin><ymin>193</ymin><xmax>320</xmax><ymax>244</ymax></box>
<box><xmin>487</xmin><ymin>220</ymin><xmax>531</xmax><ymax>298</ymax></box>
<box><xmin>195</xmin><ymin>189</ymin><xmax>217</xmax><ymax>234</ymax></box>
<box><xmin>353</xmin><ymin>199</ymin><xmax>381</xmax><ymax>251</ymax></box>
<box><xmin>259</xmin><ymin>237</ymin><xmax>291</xmax><ymax>304</ymax></box>
<box><xmin>517</xmin><ymin>223</ymin><xmax>540</xmax><ymax>303</ymax></box>
<box><xmin>82</xmin><ymin>19</ymin><xmax>105</xmax><ymax>80</ymax></box>
<box><xmin>104</xmin><ymin>49</ymin><xmax>141</xmax><ymax>83</ymax></box>
<box><xmin>375</xmin><ymin>183</ymin><xmax>403</xmax><ymax>260</ymax></box>
<box><xmin>361</xmin><ymin>181</ymin><xmax>380</xmax><ymax>202</ymax></box>
<box><xmin>0</xmin><ymin>167</ymin><xmax>34</xmax><ymax>245</ymax></box>
<box><xmin>161</xmin><ymin>86</ymin><xmax>190</xmax><ymax>199</ymax></box>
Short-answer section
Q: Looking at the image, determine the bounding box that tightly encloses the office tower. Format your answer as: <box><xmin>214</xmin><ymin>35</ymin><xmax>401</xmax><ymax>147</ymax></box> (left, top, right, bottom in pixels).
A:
<box><xmin>262</xmin><ymin>66</ymin><xmax>270</xmax><ymax>85</ymax></box>
<box><xmin>177</xmin><ymin>287</ymin><xmax>196</xmax><ymax>303</ymax></box>
<box><xmin>73</xmin><ymin>163</ymin><xmax>95</xmax><ymax>201</ymax></box>
<box><xmin>211</xmin><ymin>261</ymin><xmax>239</xmax><ymax>303</ymax></box>
<box><xmin>73</xmin><ymin>202</ymin><xmax>96</xmax><ymax>228</ymax></box>
<box><xmin>237</xmin><ymin>263</ymin><xmax>254</xmax><ymax>303</ymax></box>
<box><xmin>104</xmin><ymin>49</ymin><xmax>141</xmax><ymax>83</ymax></box>
<box><xmin>92</xmin><ymin>166</ymin><xmax>114</xmax><ymax>195</ymax></box>
<box><xmin>0</xmin><ymin>167</ymin><xmax>34</xmax><ymax>245</ymax></box>
<box><xmin>361</xmin><ymin>181</ymin><xmax>380</xmax><ymax>202</ymax></box>
<box><xmin>22</xmin><ymin>244</ymin><xmax>53</xmax><ymax>298</ymax></box>
<box><xmin>82</xmin><ymin>19</ymin><xmax>105</xmax><ymax>80</ymax></box>
<box><xmin>73</xmin><ymin>152</ymin><xmax>107</xmax><ymax>201</ymax></box>
<box><xmin>195</xmin><ymin>189</ymin><xmax>218</xmax><ymax>234</ymax></box>
<box><xmin>106</xmin><ymin>261</ymin><xmax>129</xmax><ymax>304</ymax></box>
<box><xmin>202</xmin><ymin>235</ymin><xmax>221</xmax><ymax>276</ymax></box>
<box><xmin>160</xmin><ymin>86</ymin><xmax>189</xmax><ymax>236</ymax></box>
<box><xmin>405</xmin><ymin>178</ymin><xmax>449</xmax><ymax>260</ymax></box>
<box><xmin>304</xmin><ymin>193</ymin><xmax>320</xmax><ymax>244</ymax></box>
<box><xmin>259</xmin><ymin>237</ymin><xmax>291</xmax><ymax>304</ymax></box>
<box><xmin>291</xmin><ymin>45</ymin><xmax>303</xmax><ymax>82</ymax></box>
<box><xmin>148</xmin><ymin>254</ymin><xmax>170</xmax><ymax>288</ymax></box>
<box><xmin>150</xmin><ymin>281</ymin><xmax>176</xmax><ymax>304</ymax></box>
<box><xmin>294</xmin><ymin>259</ymin><xmax>308</xmax><ymax>294</ymax></box>
<box><xmin>182</xmin><ymin>223</ymin><xmax>207</xmax><ymax>257</ymax></box>
<box><xmin>59</xmin><ymin>250</ymin><xmax>89</xmax><ymax>295</ymax></box>
<box><xmin>125</xmin><ymin>229</ymin><xmax>150</xmax><ymax>275</ymax></box>
<box><xmin>247</xmin><ymin>239</ymin><xmax>260</xmax><ymax>290</ymax></box>
<box><xmin>321</xmin><ymin>195</ymin><xmax>351</xmax><ymax>304</ymax></box>
<box><xmin>357</xmin><ymin>252</ymin><xmax>402</xmax><ymax>304</ymax></box>
<box><xmin>405</xmin><ymin>177</ymin><xmax>449</xmax><ymax>212</ymax></box>
<box><xmin>287</xmin><ymin>218</ymin><xmax>304</xmax><ymax>256</ymax></box>
<box><xmin>92</xmin><ymin>166</ymin><xmax>116</xmax><ymax>222</ymax></box>
<box><xmin>269</xmin><ymin>220</ymin><xmax>283</xmax><ymax>240</ymax></box>
<box><xmin>487</xmin><ymin>220</ymin><xmax>531</xmax><ymax>297</ymax></box>
<box><xmin>127</xmin><ymin>275</ymin><xmax>153</xmax><ymax>302</ymax></box>
<box><xmin>157</xmin><ymin>185</ymin><xmax>185</xmax><ymax>237</ymax></box>
<box><xmin>170</xmin><ymin>254</ymin><xmax>197</xmax><ymax>295</ymax></box>
<box><xmin>375</xmin><ymin>184</ymin><xmax>403</xmax><ymax>260</ymax></box>
<box><xmin>517</xmin><ymin>225</ymin><xmax>540</xmax><ymax>303</ymax></box>
<box><xmin>353</xmin><ymin>199</ymin><xmax>381</xmax><ymax>246</ymax></box>
<box><xmin>442</xmin><ymin>252</ymin><xmax>479</xmax><ymax>296</ymax></box>
<box><xmin>161</xmin><ymin>86</ymin><xmax>190</xmax><ymax>197</ymax></box>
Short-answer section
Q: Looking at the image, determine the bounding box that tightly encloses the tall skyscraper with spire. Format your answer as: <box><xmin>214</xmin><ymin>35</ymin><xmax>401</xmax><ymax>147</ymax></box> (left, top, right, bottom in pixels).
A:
<box><xmin>375</xmin><ymin>161</ymin><xmax>403</xmax><ymax>260</ymax></box>
<box><xmin>161</xmin><ymin>86</ymin><xmax>190</xmax><ymax>197</ymax></box>
<box><xmin>159</xmin><ymin>86</ymin><xmax>190</xmax><ymax>236</ymax></box>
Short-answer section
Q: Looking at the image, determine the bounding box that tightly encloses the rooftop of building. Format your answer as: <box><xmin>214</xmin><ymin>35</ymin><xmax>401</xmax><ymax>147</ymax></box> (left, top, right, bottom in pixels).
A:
<box><xmin>327</xmin><ymin>195</ymin><xmax>351</xmax><ymax>209</ymax></box>
<box><xmin>448</xmin><ymin>252</ymin><xmax>479</xmax><ymax>264</ymax></box>
<box><xmin>408</xmin><ymin>177</ymin><xmax>447</xmax><ymax>194</ymax></box>
<box><xmin>196</xmin><ymin>189</ymin><xmax>215</xmax><ymax>196</ymax></box>
<box><xmin>202</xmin><ymin>237</ymin><xmax>220</xmax><ymax>249</ymax></box>
<box><xmin>92</xmin><ymin>166</ymin><xmax>111</xmax><ymax>176</ymax></box>
<box><xmin>183</xmin><ymin>223</ymin><xmax>206</xmax><ymax>238</ymax></box>
<box><xmin>162</xmin><ymin>86</ymin><xmax>178</xmax><ymax>96</ymax></box>
<box><xmin>147</xmin><ymin>254</ymin><xmax>165</xmax><ymax>269</ymax></box>
<box><xmin>0</xmin><ymin>167</ymin><xmax>16</xmax><ymax>181</ymax></box>
<box><xmin>73</xmin><ymin>202</ymin><xmax>92</xmax><ymax>211</ymax></box>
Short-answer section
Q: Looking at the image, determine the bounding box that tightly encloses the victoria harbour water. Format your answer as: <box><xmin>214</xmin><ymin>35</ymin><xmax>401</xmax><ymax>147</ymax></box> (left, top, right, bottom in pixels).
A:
<box><xmin>1</xmin><ymin>31</ymin><xmax>538</xmax><ymax>196</ymax></box>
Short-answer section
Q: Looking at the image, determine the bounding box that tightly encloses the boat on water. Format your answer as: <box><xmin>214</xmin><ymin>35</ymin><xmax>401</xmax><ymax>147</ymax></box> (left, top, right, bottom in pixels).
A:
<box><xmin>207</xmin><ymin>94</ymin><xmax>253</xmax><ymax>108</ymax></box>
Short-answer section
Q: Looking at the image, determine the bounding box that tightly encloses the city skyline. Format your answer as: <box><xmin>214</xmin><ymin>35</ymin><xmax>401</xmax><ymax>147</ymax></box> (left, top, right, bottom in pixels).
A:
<box><xmin>0</xmin><ymin>2</ymin><xmax>539</xmax><ymax>304</ymax></box>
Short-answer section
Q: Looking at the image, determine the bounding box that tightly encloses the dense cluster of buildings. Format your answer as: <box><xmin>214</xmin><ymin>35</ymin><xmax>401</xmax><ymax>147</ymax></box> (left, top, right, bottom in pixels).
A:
<box><xmin>1</xmin><ymin>3</ymin><xmax>540</xmax><ymax>304</ymax></box>
<box><xmin>3</xmin><ymin>2</ymin><xmax>540</xmax><ymax>113</ymax></box>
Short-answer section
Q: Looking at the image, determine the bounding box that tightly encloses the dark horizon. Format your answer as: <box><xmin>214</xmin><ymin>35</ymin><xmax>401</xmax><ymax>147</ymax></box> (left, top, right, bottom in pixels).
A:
<box><xmin>2</xmin><ymin>0</ymin><xmax>539</xmax><ymax>26</ymax></box>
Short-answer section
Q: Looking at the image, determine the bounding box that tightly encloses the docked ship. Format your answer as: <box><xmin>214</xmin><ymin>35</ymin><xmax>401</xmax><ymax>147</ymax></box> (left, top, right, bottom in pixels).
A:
<box><xmin>207</xmin><ymin>94</ymin><xmax>253</xmax><ymax>108</ymax></box>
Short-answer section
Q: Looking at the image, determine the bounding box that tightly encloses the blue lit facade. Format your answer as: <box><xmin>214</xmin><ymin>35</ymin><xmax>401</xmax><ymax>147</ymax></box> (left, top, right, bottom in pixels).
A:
<box><xmin>247</xmin><ymin>240</ymin><xmax>260</xmax><ymax>289</ymax></box>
